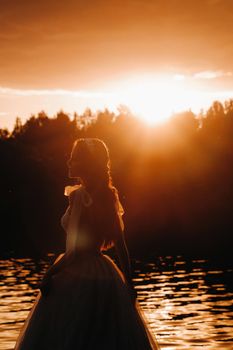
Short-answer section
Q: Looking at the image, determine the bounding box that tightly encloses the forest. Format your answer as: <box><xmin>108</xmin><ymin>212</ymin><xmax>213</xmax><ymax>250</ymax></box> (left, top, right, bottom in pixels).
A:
<box><xmin>1</xmin><ymin>100</ymin><xmax>233</xmax><ymax>259</ymax></box>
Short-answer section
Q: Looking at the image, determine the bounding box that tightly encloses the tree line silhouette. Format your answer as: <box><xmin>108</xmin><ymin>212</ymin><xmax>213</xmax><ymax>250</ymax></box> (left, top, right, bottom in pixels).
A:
<box><xmin>1</xmin><ymin>100</ymin><xmax>233</xmax><ymax>259</ymax></box>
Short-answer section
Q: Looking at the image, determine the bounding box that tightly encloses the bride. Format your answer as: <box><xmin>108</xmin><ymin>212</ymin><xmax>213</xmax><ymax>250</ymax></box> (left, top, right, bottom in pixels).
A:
<box><xmin>14</xmin><ymin>137</ymin><xmax>160</xmax><ymax>349</ymax></box>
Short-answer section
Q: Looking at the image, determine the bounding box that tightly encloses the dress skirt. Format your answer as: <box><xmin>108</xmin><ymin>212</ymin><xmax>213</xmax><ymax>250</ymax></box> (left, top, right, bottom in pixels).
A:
<box><xmin>14</xmin><ymin>251</ymin><xmax>160</xmax><ymax>350</ymax></box>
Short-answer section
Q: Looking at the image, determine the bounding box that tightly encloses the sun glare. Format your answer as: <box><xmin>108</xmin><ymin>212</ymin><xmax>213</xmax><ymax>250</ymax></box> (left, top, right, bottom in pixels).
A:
<box><xmin>105</xmin><ymin>74</ymin><xmax>203</xmax><ymax>125</ymax></box>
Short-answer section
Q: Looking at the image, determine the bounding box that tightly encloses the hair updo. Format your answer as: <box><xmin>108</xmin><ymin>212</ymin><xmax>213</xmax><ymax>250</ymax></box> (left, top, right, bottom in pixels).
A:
<box><xmin>71</xmin><ymin>138</ymin><xmax>111</xmax><ymax>189</ymax></box>
<box><xmin>70</xmin><ymin>138</ymin><xmax>124</xmax><ymax>250</ymax></box>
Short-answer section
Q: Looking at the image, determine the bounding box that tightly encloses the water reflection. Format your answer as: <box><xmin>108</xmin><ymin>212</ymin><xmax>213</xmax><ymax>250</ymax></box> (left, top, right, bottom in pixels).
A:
<box><xmin>134</xmin><ymin>256</ymin><xmax>233</xmax><ymax>349</ymax></box>
<box><xmin>0</xmin><ymin>255</ymin><xmax>232</xmax><ymax>350</ymax></box>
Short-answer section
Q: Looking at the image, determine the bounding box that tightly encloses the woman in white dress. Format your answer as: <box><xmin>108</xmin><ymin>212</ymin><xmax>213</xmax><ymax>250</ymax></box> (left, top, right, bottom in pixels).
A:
<box><xmin>14</xmin><ymin>137</ymin><xmax>160</xmax><ymax>349</ymax></box>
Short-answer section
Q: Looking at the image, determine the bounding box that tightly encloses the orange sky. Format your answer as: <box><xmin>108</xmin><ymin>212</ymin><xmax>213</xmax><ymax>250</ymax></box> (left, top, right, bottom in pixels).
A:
<box><xmin>0</xmin><ymin>0</ymin><xmax>233</xmax><ymax>130</ymax></box>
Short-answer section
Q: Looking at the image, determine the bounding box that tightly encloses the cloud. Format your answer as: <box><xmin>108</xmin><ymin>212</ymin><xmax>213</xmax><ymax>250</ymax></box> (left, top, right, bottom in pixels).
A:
<box><xmin>0</xmin><ymin>87</ymin><xmax>113</xmax><ymax>99</ymax></box>
<box><xmin>193</xmin><ymin>71</ymin><xmax>233</xmax><ymax>80</ymax></box>
<box><xmin>1</xmin><ymin>0</ymin><xmax>233</xmax><ymax>91</ymax></box>
<box><xmin>173</xmin><ymin>74</ymin><xmax>186</xmax><ymax>81</ymax></box>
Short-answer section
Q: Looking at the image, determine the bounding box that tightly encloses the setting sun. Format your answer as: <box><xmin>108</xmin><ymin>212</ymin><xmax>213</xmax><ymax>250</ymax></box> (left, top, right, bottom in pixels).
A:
<box><xmin>1</xmin><ymin>73</ymin><xmax>232</xmax><ymax>131</ymax></box>
<box><xmin>105</xmin><ymin>74</ymin><xmax>201</xmax><ymax>125</ymax></box>
<box><xmin>102</xmin><ymin>73</ymin><xmax>233</xmax><ymax>126</ymax></box>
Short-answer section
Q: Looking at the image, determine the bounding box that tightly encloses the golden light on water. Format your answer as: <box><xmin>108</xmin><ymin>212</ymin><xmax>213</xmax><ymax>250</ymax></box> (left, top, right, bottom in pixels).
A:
<box><xmin>1</xmin><ymin>256</ymin><xmax>233</xmax><ymax>350</ymax></box>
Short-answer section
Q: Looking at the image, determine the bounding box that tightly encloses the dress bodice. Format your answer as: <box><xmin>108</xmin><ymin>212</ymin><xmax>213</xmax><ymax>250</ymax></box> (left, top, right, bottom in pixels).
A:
<box><xmin>61</xmin><ymin>184</ymin><xmax>125</xmax><ymax>254</ymax></box>
<box><xmin>61</xmin><ymin>185</ymin><xmax>100</xmax><ymax>254</ymax></box>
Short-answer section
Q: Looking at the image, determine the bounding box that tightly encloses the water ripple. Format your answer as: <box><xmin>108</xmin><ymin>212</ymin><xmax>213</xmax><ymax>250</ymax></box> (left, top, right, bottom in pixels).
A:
<box><xmin>0</xmin><ymin>255</ymin><xmax>232</xmax><ymax>350</ymax></box>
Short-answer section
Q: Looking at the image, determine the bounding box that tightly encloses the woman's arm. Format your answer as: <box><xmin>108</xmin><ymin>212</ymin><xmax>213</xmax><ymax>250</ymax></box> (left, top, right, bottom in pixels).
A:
<box><xmin>49</xmin><ymin>189</ymin><xmax>78</xmax><ymax>277</ymax></box>
<box><xmin>43</xmin><ymin>251</ymin><xmax>74</xmax><ymax>278</ymax></box>
<box><xmin>39</xmin><ymin>189</ymin><xmax>80</xmax><ymax>296</ymax></box>
<box><xmin>114</xmin><ymin>234</ymin><xmax>137</xmax><ymax>303</ymax></box>
<box><xmin>114</xmin><ymin>234</ymin><xmax>132</xmax><ymax>286</ymax></box>
<box><xmin>39</xmin><ymin>252</ymin><xmax>74</xmax><ymax>296</ymax></box>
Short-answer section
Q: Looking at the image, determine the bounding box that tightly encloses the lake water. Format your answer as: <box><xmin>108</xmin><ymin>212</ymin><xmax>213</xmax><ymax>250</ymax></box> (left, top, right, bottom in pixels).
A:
<box><xmin>0</xmin><ymin>254</ymin><xmax>232</xmax><ymax>350</ymax></box>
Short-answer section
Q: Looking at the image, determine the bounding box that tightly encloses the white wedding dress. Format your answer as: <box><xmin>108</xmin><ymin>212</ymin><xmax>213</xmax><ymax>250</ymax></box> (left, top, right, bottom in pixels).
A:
<box><xmin>14</xmin><ymin>185</ymin><xmax>160</xmax><ymax>349</ymax></box>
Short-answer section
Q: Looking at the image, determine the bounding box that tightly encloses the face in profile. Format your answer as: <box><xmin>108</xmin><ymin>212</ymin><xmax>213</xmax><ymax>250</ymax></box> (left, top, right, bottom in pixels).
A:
<box><xmin>67</xmin><ymin>138</ymin><xmax>107</xmax><ymax>182</ymax></box>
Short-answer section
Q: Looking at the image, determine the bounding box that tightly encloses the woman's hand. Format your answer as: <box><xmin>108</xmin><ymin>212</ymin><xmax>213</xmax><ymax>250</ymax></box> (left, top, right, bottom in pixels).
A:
<box><xmin>39</xmin><ymin>274</ymin><xmax>52</xmax><ymax>297</ymax></box>
<box><xmin>126</xmin><ymin>281</ymin><xmax>138</xmax><ymax>304</ymax></box>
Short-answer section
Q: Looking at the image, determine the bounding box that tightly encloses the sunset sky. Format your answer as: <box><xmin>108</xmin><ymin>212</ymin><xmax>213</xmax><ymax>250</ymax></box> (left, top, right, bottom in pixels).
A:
<box><xmin>1</xmin><ymin>0</ymin><xmax>233</xmax><ymax>129</ymax></box>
